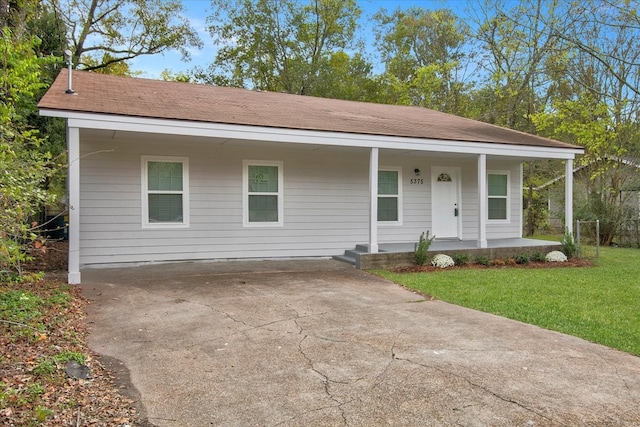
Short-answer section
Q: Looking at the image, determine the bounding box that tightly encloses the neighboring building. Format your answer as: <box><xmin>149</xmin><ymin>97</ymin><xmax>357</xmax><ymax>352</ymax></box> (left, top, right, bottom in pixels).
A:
<box><xmin>38</xmin><ymin>70</ymin><xmax>584</xmax><ymax>283</ymax></box>
<box><xmin>538</xmin><ymin>157</ymin><xmax>640</xmax><ymax>243</ymax></box>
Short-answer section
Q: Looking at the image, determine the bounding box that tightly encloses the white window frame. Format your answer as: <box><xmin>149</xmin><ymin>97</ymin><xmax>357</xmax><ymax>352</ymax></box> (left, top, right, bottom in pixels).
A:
<box><xmin>487</xmin><ymin>170</ymin><xmax>510</xmax><ymax>222</ymax></box>
<box><xmin>243</xmin><ymin>160</ymin><xmax>284</xmax><ymax>227</ymax></box>
<box><xmin>141</xmin><ymin>155</ymin><xmax>190</xmax><ymax>229</ymax></box>
<box><xmin>378</xmin><ymin>166</ymin><xmax>403</xmax><ymax>226</ymax></box>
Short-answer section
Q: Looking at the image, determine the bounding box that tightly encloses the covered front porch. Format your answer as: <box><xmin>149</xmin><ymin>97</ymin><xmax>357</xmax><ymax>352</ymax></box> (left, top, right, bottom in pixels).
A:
<box><xmin>335</xmin><ymin>237</ymin><xmax>561</xmax><ymax>269</ymax></box>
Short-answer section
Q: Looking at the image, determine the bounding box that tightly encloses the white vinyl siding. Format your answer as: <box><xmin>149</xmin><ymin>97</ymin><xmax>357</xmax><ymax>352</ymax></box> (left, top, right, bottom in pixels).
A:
<box><xmin>77</xmin><ymin>136</ymin><xmax>525</xmax><ymax>266</ymax></box>
<box><xmin>79</xmin><ymin>139</ymin><xmax>372</xmax><ymax>265</ymax></box>
<box><xmin>243</xmin><ymin>160</ymin><xmax>283</xmax><ymax>227</ymax></box>
<box><xmin>378</xmin><ymin>167</ymin><xmax>402</xmax><ymax>225</ymax></box>
<box><xmin>488</xmin><ymin>171</ymin><xmax>509</xmax><ymax>221</ymax></box>
<box><xmin>141</xmin><ymin>156</ymin><xmax>189</xmax><ymax>228</ymax></box>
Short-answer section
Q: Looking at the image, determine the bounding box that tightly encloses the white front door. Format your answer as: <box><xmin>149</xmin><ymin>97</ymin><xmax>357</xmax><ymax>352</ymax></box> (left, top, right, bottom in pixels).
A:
<box><xmin>431</xmin><ymin>167</ymin><xmax>461</xmax><ymax>239</ymax></box>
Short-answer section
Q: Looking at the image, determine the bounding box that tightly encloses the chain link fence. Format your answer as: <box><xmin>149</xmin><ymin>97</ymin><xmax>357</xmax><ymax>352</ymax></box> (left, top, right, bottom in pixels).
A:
<box><xmin>576</xmin><ymin>220</ymin><xmax>600</xmax><ymax>258</ymax></box>
<box><xmin>617</xmin><ymin>220</ymin><xmax>640</xmax><ymax>248</ymax></box>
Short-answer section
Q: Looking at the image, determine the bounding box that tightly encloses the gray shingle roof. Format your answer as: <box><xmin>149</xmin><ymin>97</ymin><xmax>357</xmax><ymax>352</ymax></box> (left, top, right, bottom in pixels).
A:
<box><xmin>39</xmin><ymin>69</ymin><xmax>582</xmax><ymax>151</ymax></box>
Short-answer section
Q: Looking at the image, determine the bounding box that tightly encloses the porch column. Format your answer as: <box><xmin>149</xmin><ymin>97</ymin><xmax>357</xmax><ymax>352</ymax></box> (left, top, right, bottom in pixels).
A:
<box><xmin>565</xmin><ymin>158</ymin><xmax>574</xmax><ymax>235</ymax></box>
<box><xmin>67</xmin><ymin>126</ymin><xmax>81</xmax><ymax>284</ymax></box>
<box><xmin>477</xmin><ymin>154</ymin><xmax>488</xmax><ymax>248</ymax></box>
<box><xmin>369</xmin><ymin>147</ymin><xmax>379</xmax><ymax>253</ymax></box>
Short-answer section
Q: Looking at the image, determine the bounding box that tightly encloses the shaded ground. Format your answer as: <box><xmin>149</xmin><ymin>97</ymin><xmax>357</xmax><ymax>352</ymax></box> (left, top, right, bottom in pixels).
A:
<box><xmin>1</xmin><ymin>241</ymin><xmax>140</xmax><ymax>426</ymax></box>
<box><xmin>24</xmin><ymin>240</ymin><xmax>69</xmax><ymax>273</ymax></box>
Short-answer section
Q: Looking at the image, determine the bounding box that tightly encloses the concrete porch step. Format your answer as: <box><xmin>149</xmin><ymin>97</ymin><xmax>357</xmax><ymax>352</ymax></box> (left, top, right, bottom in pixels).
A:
<box><xmin>333</xmin><ymin>248</ymin><xmax>368</xmax><ymax>267</ymax></box>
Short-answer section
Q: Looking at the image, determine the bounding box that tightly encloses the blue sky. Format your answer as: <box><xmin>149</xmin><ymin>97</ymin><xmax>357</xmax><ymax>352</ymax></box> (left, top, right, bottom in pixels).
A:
<box><xmin>129</xmin><ymin>0</ymin><xmax>468</xmax><ymax>79</ymax></box>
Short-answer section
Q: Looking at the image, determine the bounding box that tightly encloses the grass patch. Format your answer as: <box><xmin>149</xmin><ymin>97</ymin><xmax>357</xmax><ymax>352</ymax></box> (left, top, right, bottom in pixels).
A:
<box><xmin>374</xmin><ymin>246</ymin><xmax>640</xmax><ymax>356</ymax></box>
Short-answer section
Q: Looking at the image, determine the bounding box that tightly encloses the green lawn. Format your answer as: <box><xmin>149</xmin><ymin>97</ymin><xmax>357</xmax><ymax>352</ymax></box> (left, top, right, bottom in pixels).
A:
<box><xmin>374</xmin><ymin>246</ymin><xmax>640</xmax><ymax>356</ymax></box>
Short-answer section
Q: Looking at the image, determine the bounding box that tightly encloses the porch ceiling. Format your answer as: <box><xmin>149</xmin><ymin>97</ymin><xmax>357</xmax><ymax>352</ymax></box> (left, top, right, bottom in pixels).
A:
<box><xmin>81</xmin><ymin>128</ymin><xmax>369</xmax><ymax>154</ymax></box>
<box><xmin>81</xmin><ymin>128</ymin><xmax>560</xmax><ymax>162</ymax></box>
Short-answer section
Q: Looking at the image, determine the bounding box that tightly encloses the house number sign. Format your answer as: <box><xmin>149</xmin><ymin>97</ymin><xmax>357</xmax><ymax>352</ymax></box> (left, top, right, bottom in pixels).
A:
<box><xmin>410</xmin><ymin>178</ymin><xmax>424</xmax><ymax>184</ymax></box>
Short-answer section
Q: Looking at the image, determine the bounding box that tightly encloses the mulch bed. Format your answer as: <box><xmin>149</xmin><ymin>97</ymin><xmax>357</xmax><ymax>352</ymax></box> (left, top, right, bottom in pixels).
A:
<box><xmin>394</xmin><ymin>257</ymin><xmax>593</xmax><ymax>273</ymax></box>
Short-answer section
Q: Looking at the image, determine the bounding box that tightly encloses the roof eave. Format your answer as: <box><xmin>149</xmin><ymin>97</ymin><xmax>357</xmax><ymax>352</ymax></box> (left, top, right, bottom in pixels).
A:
<box><xmin>39</xmin><ymin>108</ymin><xmax>585</xmax><ymax>160</ymax></box>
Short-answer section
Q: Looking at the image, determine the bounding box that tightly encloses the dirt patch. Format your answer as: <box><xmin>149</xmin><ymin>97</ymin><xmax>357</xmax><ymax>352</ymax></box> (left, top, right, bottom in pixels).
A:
<box><xmin>25</xmin><ymin>240</ymin><xmax>68</xmax><ymax>273</ymax></box>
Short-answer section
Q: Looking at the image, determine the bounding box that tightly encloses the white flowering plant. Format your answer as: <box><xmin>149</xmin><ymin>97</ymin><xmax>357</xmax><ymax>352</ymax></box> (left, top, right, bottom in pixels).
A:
<box><xmin>545</xmin><ymin>250</ymin><xmax>568</xmax><ymax>262</ymax></box>
<box><xmin>431</xmin><ymin>254</ymin><xmax>455</xmax><ymax>268</ymax></box>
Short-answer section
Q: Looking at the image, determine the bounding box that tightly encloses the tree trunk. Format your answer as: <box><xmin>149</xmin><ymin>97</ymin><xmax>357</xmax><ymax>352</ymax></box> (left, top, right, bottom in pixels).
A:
<box><xmin>526</xmin><ymin>184</ymin><xmax>534</xmax><ymax>236</ymax></box>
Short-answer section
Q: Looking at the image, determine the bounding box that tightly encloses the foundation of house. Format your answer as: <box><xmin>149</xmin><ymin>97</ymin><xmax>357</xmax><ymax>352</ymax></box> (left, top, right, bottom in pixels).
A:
<box><xmin>334</xmin><ymin>238</ymin><xmax>562</xmax><ymax>269</ymax></box>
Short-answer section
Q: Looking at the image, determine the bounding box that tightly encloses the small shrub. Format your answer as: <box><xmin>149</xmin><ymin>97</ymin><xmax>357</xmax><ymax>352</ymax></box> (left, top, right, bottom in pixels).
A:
<box><xmin>561</xmin><ymin>227</ymin><xmax>578</xmax><ymax>258</ymax></box>
<box><xmin>53</xmin><ymin>350</ymin><xmax>85</xmax><ymax>365</ymax></box>
<box><xmin>475</xmin><ymin>255</ymin><xmax>490</xmax><ymax>266</ymax></box>
<box><xmin>546</xmin><ymin>250</ymin><xmax>568</xmax><ymax>262</ymax></box>
<box><xmin>431</xmin><ymin>253</ymin><xmax>455</xmax><ymax>268</ymax></box>
<box><xmin>531</xmin><ymin>251</ymin><xmax>546</xmax><ymax>262</ymax></box>
<box><xmin>26</xmin><ymin>382</ymin><xmax>45</xmax><ymax>397</ymax></box>
<box><xmin>452</xmin><ymin>253</ymin><xmax>470</xmax><ymax>266</ymax></box>
<box><xmin>32</xmin><ymin>359</ymin><xmax>56</xmax><ymax>376</ymax></box>
<box><xmin>414</xmin><ymin>231</ymin><xmax>435</xmax><ymax>266</ymax></box>
<box><xmin>35</xmin><ymin>405</ymin><xmax>53</xmax><ymax>422</ymax></box>
<box><xmin>515</xmin><ymin>254</ymin><xmax>530</xmax><ymax>265</ymax></box>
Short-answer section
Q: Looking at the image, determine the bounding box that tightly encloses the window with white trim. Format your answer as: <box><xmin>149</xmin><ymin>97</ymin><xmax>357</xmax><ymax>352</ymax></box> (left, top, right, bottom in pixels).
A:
<box><xmin>142</xmin><ymin>156</ymin><xmax>189</xmax><ymax>228</ymax></box>
<box><xmin>488</xmin><ymin>171</ymin><xmax>509</xmax><ymax>221</ymax></box>
<box><xmin>378</xmin><ymin>168</ymin><xmax>402</xmax><ymax>224</ymax></box>
<box><xmin>243</xmin><ymin>160</ymin><xmax>283</xmax><ymax>226</ymax></box>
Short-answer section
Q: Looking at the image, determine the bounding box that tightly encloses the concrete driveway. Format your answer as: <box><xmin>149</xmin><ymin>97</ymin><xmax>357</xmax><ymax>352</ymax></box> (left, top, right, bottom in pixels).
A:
<box><xmin>81</xmin><ymin>259</ymin><xmax>640</xmax><ymax>426</ymax></box>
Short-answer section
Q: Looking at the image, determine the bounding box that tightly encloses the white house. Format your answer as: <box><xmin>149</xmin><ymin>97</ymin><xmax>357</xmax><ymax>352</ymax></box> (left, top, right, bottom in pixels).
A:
<box><xmin>38</xmin><ymin>70</ymin><xmax>584</xmax><ymax>284</ymax></box>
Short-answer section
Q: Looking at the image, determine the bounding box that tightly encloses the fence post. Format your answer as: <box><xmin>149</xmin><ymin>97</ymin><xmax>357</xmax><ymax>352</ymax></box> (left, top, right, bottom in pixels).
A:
<box><xmin>596</xmin><ymin>219</ymin><xmax>600</xmax><ymax>258</ymax></box>
<box><xmin>576</xmin><ymin>220</ymin><xmax>581</xmax><ymax>258</ymax></box>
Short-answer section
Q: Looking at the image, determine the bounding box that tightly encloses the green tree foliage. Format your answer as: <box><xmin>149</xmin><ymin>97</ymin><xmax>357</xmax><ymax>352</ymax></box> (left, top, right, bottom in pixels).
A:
<box><xmin>161</xmin><ymin>69</ymin><xmax>193</xmax><ymax>83</ymax></box>
<box><xmin>1</xmin><ymin>27</ymin><xmax>59</xmax><ymax>281</ymax></box>
<box><xmin>470</xmin><ymin>0</ymin><xmax>571</xmax><ymax>132</ymax></box>
<box><xmin>307</xmin><ymin>51</ymin><xmax>379</xmax><ymax>101</ymax></box>
<box><xmin>373</xmin><ymin>7</ymin><xmax>473</xmax><ymax>115</ymax></box>
<box><xmin>25</xmin><ymin>2</ymin><xmax>67</xmax><ymax>155</ymax></box>
<box><xmin>51</xmin><ymin>0</ymin><xmax>202</xmax><ymax>72</ymax></box>
<box><xmin>201</xmin><ymin>0</ymin><xmax>365</xmax><ymax>95</ymax></box>
<box><xmin>530</xmin><ymin>0</ymin><xmax>640</xmax><ymax>244</ymax></box>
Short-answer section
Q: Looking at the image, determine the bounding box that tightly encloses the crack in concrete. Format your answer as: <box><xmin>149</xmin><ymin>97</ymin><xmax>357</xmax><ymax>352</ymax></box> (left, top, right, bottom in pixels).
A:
<box><xmin>397</xmin><ymin>356</ymin><xmax>567</xmax><ymax>426</ymax></box>
<box><xmin>294</xmin><ymin>321</ymin><xmax>351</xmax><ymax>426</ymax></box>
<box><xmin>590</xmin><ymin>350</ymin><xmax>633</xmax><ymax>392</ymax></box>
<box><xmin>370</xmin><ymin>330</ymin><xmax>403</xmax><ymax>391</ymax></box>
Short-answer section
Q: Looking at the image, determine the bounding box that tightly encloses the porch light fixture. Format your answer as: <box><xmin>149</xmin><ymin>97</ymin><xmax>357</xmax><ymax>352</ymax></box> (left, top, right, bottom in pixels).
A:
<box><xmin>414</xmin><ymin>168</ymin><xmax>421</xmax><ymax>176</ymax></box>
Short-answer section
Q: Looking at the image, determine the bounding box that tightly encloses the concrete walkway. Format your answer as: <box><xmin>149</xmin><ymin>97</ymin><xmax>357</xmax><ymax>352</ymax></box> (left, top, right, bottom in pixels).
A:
<box><xmin>81</xmin><ymin>259</ymin><xmax>640</xmax><ymax>426</ymax></box>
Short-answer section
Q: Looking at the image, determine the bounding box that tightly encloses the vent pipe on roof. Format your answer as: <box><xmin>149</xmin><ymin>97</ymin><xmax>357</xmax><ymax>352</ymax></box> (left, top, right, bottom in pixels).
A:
<box><xmin>64</xmin><ymin>49</ymin><xmax>76</xmax><ymax>95</ymax></box>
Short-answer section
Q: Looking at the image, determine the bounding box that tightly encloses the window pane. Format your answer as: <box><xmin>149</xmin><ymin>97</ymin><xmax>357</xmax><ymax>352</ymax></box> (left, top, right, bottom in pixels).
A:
<box><xmin>378</xmin><ymin>197</ymin><xmax>398</xmax><ymax>221</ymax></box>
<box><xmin>148</xmin><ymin>161</ymin><xmax>183</xmax><ymax>191</ymax></box>
<box><xmin>248</xmin><ymin>165</ymin><xmax>278</xmax><ymax>193</ymax></box>
<box><xmin>488</xmin><ymin>174</ymin><xmax>507</xmax><ymax>196</ymax></box>
<box><xmin>249</xmin><ymin>195</ymin><xmax>278</xmax><ymax>222</ymax></box>
<box><xmin>488</xmin><ymin>198</ymin><xmax>507</xmax><ymax>220</ymax></box>
<box><xmin>148</xmin><ymin>194</ymin><xmax>183</xmax><ymax>222</ymax></box>
<box><xmin>378</xmin><ymin>171</ymin><xmax>398</xmax><ymax>195</ymax></box>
